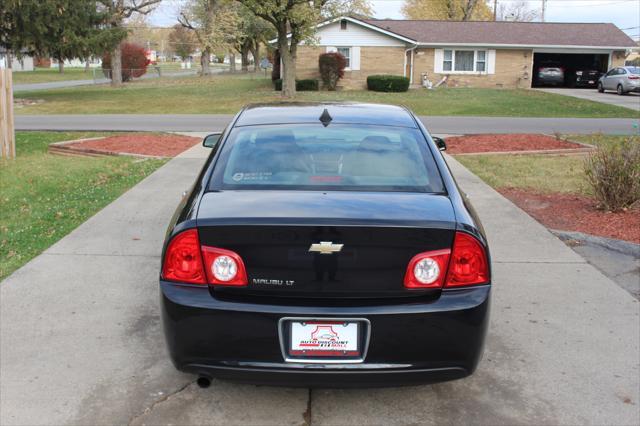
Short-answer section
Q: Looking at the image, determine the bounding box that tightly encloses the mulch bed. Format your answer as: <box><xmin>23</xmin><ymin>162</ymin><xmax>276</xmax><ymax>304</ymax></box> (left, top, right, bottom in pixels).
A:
<box><xmin>499</xmin><ymin>188</ymin><xmax>640</xmax><ymax>244</ymax></box>
<box><xmin>446</xmin><ymin>134</ymin><xmax>586</xmax><ymax>154</ymax></box>
<box><xmin>62</xmin><ymin>133</ymin><xmax>200</xmax><ymax>158</ymax></box>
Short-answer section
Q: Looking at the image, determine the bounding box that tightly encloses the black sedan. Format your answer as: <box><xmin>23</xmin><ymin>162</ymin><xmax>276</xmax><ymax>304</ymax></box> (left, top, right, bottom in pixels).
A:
<box><xmin>160</xmin><ymin>103</ymin><xmax>491</xmax><ymax>388</ymax></box>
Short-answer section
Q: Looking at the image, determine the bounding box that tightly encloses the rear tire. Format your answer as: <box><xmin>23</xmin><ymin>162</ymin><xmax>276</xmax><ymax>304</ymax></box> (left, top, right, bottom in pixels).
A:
<box><xmin>597</xmin><ymin>82</ymin><xmax>604</xmax><ymax>93</ymax></box>
<box><xmin>617</xmin><ymin>84</ymin><xmax>625</xmax><ymax>95</ymax></box>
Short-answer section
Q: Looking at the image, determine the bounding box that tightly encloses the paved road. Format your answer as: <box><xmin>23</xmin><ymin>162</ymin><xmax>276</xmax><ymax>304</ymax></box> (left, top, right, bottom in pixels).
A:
<box><xmin>15</xmin><ymin>114</ymin><xmax>640</xmax><ymax>134</ymax></box>
<box><xmin>13</xmin><ymin>70</ymin><xmax>200</xmax><ymax>92</ymax></box>
<box><xmin>1</xmin><ymin>138</ymin><xmax>638</xmax><ymax>425</ymax></box>
<box><xmin>537</xmin><ymin>87</ymin><xmax>640</xmax><ymax>112</ymax></box>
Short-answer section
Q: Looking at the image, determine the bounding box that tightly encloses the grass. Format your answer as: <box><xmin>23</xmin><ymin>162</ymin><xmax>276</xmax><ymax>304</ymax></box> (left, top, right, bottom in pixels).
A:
<box><xmin>0</xmin><ymin>132</ymin><xmax>167</xmax><ymax>281</ymax></box>
<box><xmin>12</xmin><ymin>67</ymin><xmax>97</xmax><ymax>84</ymax></box>
<box><xmin>455</xmin><ymin>134</ymin><xmax>640</xmax><ymax>196</ymax></box>
<box><xmin>566</xmin><ymin>134</ymin><xmax>640</xmax><ymax>150</ymax></box>
<box><xmin>13</xmin><ymin>73</ymin><xmax>638</xmax><ymax>117</ymax></box>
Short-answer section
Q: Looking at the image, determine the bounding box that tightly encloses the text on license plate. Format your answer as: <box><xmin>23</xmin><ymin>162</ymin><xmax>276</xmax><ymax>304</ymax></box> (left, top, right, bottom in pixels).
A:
<box><xmin>290</xmin><ymin>321</ymin><xmax>359</xmax><ymax>356</ymax></box>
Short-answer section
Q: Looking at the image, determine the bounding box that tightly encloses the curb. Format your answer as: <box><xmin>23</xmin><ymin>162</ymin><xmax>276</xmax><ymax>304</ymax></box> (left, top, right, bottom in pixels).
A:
<box><xmin>48</xmin><ymin>137</ymin><xmax>169</xmax><ymax>159</ymax></box>
<box><xmin>551</xmin><ymin>229</ymin><xmax>640</xmax><ymax>258</ymax></box>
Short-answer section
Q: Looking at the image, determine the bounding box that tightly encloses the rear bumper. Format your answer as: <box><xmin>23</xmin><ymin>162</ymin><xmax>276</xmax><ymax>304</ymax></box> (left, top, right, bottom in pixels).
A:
<box><xmin>160</xmin><ymin>282</ymin><xmax>491</xmax><ymax>387</ymax></box>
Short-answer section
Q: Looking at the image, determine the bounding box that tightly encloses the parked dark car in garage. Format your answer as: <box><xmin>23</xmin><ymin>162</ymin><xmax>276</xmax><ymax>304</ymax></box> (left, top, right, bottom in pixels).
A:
<box><xmin>159</xmin><ymin>103</ymin><xmax>491</xmax><ymax>388</ymax></box>
<box><xmin>598</xmin><ymin>66</ymin><xmax>640</xmax><ymax>95</ymax></box>
<box><xmin>535</xmin><ymin>61</ymin><xmax>565</xmax><ymax>86</ymax></box>
<box><xmin>568</xmin><ymin>68</ymin><xmax>603</xmax><ymax>88</ymax></box>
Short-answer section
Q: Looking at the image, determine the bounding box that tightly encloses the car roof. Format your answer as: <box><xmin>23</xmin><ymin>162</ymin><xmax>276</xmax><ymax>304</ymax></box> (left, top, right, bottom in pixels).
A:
<box><xmin>234</xmin><ymin>102</ymin><xmax>418</xmax><ymax>128</ymax></box>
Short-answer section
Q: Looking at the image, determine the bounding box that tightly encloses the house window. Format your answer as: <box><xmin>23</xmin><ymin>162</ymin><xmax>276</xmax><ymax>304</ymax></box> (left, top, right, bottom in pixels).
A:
<box><xmin>337</xmin><ymin>47</ymin><xmax>351</xmax><ymax>68</ymax></box>
<box><xmin>340</xmin><ymin>19</ymin><xmax>348</xmax><ymax>30</ymax></box>
<box><xmin>442</xmin><ymin>49</ymin><xmax>488</xmax><ymax>73</ymax></box>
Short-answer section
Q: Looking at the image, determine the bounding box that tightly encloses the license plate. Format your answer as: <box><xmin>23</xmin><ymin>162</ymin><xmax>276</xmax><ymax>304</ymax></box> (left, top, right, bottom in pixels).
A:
<box><xmin>290</xmin><ymin>321</ymin><xmax>359</xmax><ymax>356</ymax></box>
<box><xmin>589</xmin><ymin>80</ymin><xmax>594</xmax><ymax>84</ymax></box>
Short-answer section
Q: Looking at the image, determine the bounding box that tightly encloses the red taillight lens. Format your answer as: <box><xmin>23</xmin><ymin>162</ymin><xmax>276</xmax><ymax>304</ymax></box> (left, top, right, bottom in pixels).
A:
<box><xmin>629</xmin><ymin>75</ymin><xmax>639</xmax><ymax>80</ymax></box>
<box><xmin>445</xmin><ymin>232</ymin><xmax>489</xmax><ymax>287</ymax></box>
<box><xmin>162</xmin><ymin>229</ymin><xmax>206</xmax><ymax>284</ymax></box>
<box><xmin>404</xmin><ymin>249</ymin><xmax>451</xmax><ymax>289</ymax></box>
<box><xmin>201</xmin><ymin>246</ymin><xmax>248</xmax><ymax>286</ymax></box>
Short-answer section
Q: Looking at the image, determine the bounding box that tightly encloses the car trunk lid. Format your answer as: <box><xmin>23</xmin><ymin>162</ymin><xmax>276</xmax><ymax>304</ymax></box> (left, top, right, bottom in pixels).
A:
<box><xmin>197</xmin><ymin>191</ymin><xmax>456</xmax><ymax>299</ymax></box>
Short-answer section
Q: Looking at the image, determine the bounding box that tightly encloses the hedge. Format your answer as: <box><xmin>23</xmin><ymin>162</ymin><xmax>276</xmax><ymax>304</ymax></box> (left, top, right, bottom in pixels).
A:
<box><xmin>274</xmin><ymin>79</ymin><xmax>319</xmax><ymax>91</ymax></box>
<box><xmin>367</xmin><ymin>75</ymin><xmax>410</xmax><ymax>92</ymax></box>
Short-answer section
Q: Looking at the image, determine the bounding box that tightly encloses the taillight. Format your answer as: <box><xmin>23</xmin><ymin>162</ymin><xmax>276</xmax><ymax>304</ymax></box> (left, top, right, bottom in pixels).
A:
<box><xmin>629</xmin><ymin>75</ymin><xmax>639</xmax><ymax>80</ymax></box>
<box><xmin>445</xmin><ymin>232</ymin><xmax>489</xmax><ymax>287</ymax></box>
<box><xmin>201</xmin><ymin>246</ymin><xmax>248</xmax><ymax>286</ymax></box>
<box><xmin>162</xmin><ymin>229</ymin><xmax>206</xmax><ymax>284</ymax></box>
<box><xmin>404</xmin><ymin>231</ymin><xmax>489</xmax><ymax>290</ymax></box>
<box><xmin>404</xmin><ymin>249</ymin><xmax>451</xmax><ymax>289</ymax></box>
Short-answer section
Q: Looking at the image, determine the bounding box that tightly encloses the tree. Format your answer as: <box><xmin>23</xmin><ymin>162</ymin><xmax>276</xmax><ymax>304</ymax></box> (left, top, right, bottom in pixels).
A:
<box><xmin>402</xmin><ymin>0</ymin><xmax>493</xmax><ymax>21</ymax></box>
<box><xmin>497</xmin><ymin>1</ymin><xmax>539</xmax><ymax>22</ymax></box>
<box><xmin>233</xmin><ymin>4</ymin><xmax>274</xmax><ymax>72</ymax></box>
<box><xmin>179</xmin><ymin>0</ymin><xmax>239</xmax><ymax>75</ymax></box>
<box><xmin>322</xmin><ymin>0</ymin><xmax>373</xmax><ymax>19</ymax></box>
<box><xmin>102</xmin><ymin>42</ymin><xmax>150</xmax><ymax>81</ymax></box>
<box><xmin>168</xmin><ymin>24</ymin><xmax>196</xmax><ymax>61</ymax></box>
<box><xmin>238</xmin><ymin>0</ymin><xmax>371</xmax><ymax>96</ymax></box>
<box><xmin>0</xmin><ymin>0</ymin><xmax>124</xmax><ymax>71</ymax></box>
<box><xmin>237</xmin><ymin>1</ymin><xmax>324</xmax><ymax>97</ymax></box>
<box><xmin>98</xmin><ymin>0</ymin><xmax>161</xmax><ymax>86</ymax></box>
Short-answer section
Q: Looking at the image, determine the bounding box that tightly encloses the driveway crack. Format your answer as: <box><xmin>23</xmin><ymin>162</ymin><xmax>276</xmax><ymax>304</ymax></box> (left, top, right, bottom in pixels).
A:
<box><xmin>303</xmin><ymin>388</ymin><xmax>313</xmax><ymax>426</ymax></box>
<box><xmin>127</xmin><ymin>380</ymin><xmax>195</xmax><ymax>425</ymax></box>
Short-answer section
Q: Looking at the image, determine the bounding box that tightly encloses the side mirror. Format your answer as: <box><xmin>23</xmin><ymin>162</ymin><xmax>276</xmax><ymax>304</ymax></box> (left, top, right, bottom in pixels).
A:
<box><xmin>203</xmin><ymin>133</ymin><xmax>222</xmax><ymax>148</ymax></box>
<box><xmin>433</xmin><ymin>136</ymin><xmax>446</xmax><ymax>151</ymax></box>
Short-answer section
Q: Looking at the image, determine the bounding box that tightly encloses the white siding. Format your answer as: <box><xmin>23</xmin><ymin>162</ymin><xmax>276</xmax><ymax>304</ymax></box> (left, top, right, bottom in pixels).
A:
<box><xmin>312</xmin><ymin>21</ymin><xmax>406</xmax><ymax>47</ymax></box>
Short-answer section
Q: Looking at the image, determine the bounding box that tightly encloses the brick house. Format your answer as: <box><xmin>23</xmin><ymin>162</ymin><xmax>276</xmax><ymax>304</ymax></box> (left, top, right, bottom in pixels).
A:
<box><xmin>287</xmin><ymin>16</ymin><xmax>636</xmax><ymax>90</ymax></box>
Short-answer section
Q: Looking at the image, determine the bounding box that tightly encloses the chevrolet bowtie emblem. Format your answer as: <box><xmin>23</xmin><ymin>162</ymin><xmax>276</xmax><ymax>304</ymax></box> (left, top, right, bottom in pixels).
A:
<box><xmin>309</xmin><ymin>241</ymin><xmax>344</xmax><ymax>255</ymax></box>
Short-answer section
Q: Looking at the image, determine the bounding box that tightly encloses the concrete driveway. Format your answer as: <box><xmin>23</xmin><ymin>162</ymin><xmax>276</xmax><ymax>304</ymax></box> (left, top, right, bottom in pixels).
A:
<box><xmin>537</xmin><ymin>87</ymin><xmax>640</xmax><ymax>112</ymax></box>
<box><xmin>1</xmin><ymin>139</ymin><xmax>638</xmax><ymax>425</ymax></box>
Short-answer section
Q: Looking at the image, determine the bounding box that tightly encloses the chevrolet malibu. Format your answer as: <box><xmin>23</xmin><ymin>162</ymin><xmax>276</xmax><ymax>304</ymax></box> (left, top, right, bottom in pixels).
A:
<box><xmin>160</xmin><ymin>103</ymin><xmax>491</xmax><ymax>388</ymax></box>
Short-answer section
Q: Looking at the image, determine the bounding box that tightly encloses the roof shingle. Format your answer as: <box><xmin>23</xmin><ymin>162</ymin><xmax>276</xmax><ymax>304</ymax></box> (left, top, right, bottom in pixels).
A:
<box><xmin>362</xmin><ymin>19</ymin><xmax>636</xmax><ymax>48</ymax></box>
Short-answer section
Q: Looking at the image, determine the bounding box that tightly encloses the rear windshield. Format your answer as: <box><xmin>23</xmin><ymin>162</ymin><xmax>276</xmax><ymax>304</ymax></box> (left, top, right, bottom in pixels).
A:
<box><xmin>209</xmin><ymin>124</ymin><xmax>445</xmax><ymax>193</ymax></box>
<box><xmin>626</xmin><ymin>67</ymin><xmax>640</xmax><ymax>74</ymax></box>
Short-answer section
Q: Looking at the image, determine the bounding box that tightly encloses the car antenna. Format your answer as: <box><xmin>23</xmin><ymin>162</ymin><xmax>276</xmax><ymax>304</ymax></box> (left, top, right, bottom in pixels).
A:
<box><xmin>319</xmin><ymin>108</ymin><xmax>332</xmax><ymax>127</ymax></box>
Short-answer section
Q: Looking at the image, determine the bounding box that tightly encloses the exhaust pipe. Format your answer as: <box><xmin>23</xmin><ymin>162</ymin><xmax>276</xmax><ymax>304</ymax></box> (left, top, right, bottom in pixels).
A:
<box><xmin>197</xmin><ymin>376</ymin><xmax>212</xmax><ymax>389</ymax></box>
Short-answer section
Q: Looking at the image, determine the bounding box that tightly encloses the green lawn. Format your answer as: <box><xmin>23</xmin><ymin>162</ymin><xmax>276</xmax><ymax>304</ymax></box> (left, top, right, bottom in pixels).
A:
<box><xmin>14</xmin><ymin>74</ymin><xmax>638</xmax><ymax>117</ymax></box>
<box><xmin>0</xmin><ymin>132</ymin><xmax>166</xmax><ymax>281</ymax></box>
<box><xmin>455</xmin><ymin>134</ymin><xmax>640</xmax><ymax>196</ymax></box>
<box><xmin>12</xmin><ymin>67</ymin><xmax>96</xmax><ymax>84</ymax></box>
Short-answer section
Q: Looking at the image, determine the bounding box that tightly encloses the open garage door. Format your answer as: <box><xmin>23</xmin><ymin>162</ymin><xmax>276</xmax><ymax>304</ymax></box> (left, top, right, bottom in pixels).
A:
<box><xmin>532</xmin><ymin>52</ymin><xmax>609</xmax><ymax>88</ymax></box>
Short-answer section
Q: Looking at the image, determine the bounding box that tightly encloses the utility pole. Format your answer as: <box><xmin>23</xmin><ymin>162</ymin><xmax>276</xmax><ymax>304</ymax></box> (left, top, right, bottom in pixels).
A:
<box><xmin>541</xmin><ymin>0</ymin><xmax>547</xmax><ymax>22</ymax></box>
<box><xmin>493</xmin><ymin>0</ymin><xmax>498</xmax><ymax>20</ymax></box>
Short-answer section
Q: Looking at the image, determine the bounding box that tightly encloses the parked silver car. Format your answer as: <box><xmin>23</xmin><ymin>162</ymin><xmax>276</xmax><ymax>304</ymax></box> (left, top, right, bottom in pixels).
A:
<box><xmin>597</xmin><ymin>66</ymin><xmax>640</xmax><ymax>95</ymax></box>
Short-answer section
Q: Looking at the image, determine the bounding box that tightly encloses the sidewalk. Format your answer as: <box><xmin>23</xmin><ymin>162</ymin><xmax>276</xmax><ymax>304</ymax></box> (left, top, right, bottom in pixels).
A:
<box><xmin>1</xmin><ymin>141</ymin><xmax>638</xmax><ymax>425</ymax></box>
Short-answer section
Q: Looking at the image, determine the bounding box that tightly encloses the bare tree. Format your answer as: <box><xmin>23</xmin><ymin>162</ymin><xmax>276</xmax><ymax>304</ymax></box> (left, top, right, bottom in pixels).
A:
<box><xmin>98</xmin><ymin>0</ymin><xmax>161</xmax><ymax>86</ymax></box>
<box><xmin>497</xmin><ymin>1</ymin><xmax>539</xmax><ymax>21</ymax></box>
<box><xmin>179</xmin><ymin>0</ymin><xmax>238</xmax><ymax>76</ymax></box>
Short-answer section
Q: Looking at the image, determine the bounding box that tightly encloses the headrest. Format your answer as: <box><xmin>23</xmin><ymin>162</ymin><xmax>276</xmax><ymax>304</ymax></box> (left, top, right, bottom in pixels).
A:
<box><xmin>358</xmin><ymin>135</ymin><xmax>392</xmax><ymax>151</ymax></box>
<box><xmin>255</xmin><ymin>130</ymin><xmax>296</xmax><ymax>147</ymax></box>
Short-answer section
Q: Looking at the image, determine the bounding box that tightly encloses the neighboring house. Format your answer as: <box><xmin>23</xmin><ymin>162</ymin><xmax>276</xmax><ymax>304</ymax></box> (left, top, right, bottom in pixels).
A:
<box><xmin>0</xmin><ymin>49</ymin><xmax>34</xmax><ymax>72</ymax></box>
<box><xmin>286</xmin><ymin>16</ymin><xmax>636</xmax><ymax>89</ymax></box>
<box><xmin>625</xmin><ymin>42</ymin><xmax>640</xmax><ymax>65</ymax></box>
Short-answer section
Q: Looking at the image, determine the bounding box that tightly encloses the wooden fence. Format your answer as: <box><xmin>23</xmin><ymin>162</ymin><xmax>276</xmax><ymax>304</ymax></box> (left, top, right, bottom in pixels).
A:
<box><xmin>1</xmin><ymin>65</ymin><xmax>16</xmax><ymax>159</ymax></box>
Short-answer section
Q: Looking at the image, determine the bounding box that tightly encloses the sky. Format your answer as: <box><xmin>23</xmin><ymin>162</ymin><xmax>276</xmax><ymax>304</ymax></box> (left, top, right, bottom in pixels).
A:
<box><xmin>148</xmin><ymin>0</ymin><xmax>640</xmax><ymax>41</ymax></box>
